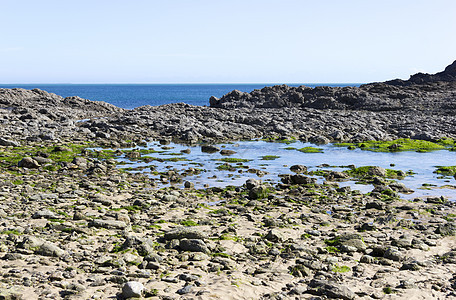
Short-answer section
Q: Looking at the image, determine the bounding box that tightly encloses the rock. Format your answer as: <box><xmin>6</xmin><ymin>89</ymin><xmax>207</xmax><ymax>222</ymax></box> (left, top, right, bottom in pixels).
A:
<box><xmin>18</xmin><ymin>236</ymin><xmax>65</xmax><ymax>257</ymax></box>
<box><xmin>164</xmin><ymin>227</ymin><xmax>207</xmax><ymax>240</ymax></box>
<box><xmin>37</xmin><ymin>242</ymin><xmax>65</xmax><ymax>257</ymax></box>
<box><xmin>32</xmin><ymin>209</ymin><xmax>59</xmax><ymax>219</ymax></box>
<box><xmin>0</xmin><ymin>286</ymin><xmax>23</xmax><ymax>300</ymax></box>
<box><xmin>245</xmin><ymin>178</ymin><xmax>261</xmax><ymax>190</ymax></box>
<box><xmin>248</xmin><ymin>186</ymin><xmax>269</xmax><ymax>200</ymax></box>
<box><xmin>184</xmin><ymin>181</ymin><xmax>194</xmax><ymax>189</ymax></box>
<box><xmin>220</xmin><ymin>149</ymin><xmax>236</xmax><ymax>155</ymax></box>
<box><xmin>90</xmin><ymin>219</ymin><xmax>128</xmax><ymax>229</ymax></box>
<box><xmin>0</xmin><ymin>137</ymin><xmax>20</xmax><ymax>147</ymax></box>
<box><xmin>366</xmin><ymin>201</ymin><xmax>387</xmax><ymax>210</ymax></box>
<box><xmin>121</xmin><ymin>281</ymin><xmax>144</xmax><ymax>298</ymax></box>
<box><xmin>264</xmin><ymin>229</ymin><xmax>283</xmax><ymax>242</ymax></box>
<box><xmin>18</xmin><ymin>157</ymin><xmax>40</xmax><ymax>168</ymax></box>
<box><xmin>309</xmin><ymin>135</ymin><xmax>330</xmax><ymax>145</ymax></box>
<box><xmin>179</xmin><ymin>239</ymin><xmax>209</xmax><ymax>253</ymax></box>
<box><xmin>201</xmin><ymin>145</ymin><xmax>220</xmax><ymax>153</ymax></box>
<box><xmin>336</xmin><ymin>234</ymin><xmax>367</xmax><ymax>253</ymax></box>
<box><xmin>308</xmin><ymin>279</ymin><xmax>356</xmax><ymax>300</ymax></box>
<box><xmin>368</xmin><ymin>166</ymin><xmax>387</xmax><ymax>177</ymax></box>
<box><xmin>290</xmin><ymin>165</ymin><xmax>307</xmax><ymax>173</ymax></box>
<box><xmin>177</xmin><ymin>284</ymin><xmax>193</xmax><ymax>295</ymax></box>
<box><xmin>290</xmin><ymin>174</ymin><xmax>316</xmax><ymax>185</ymax></box>
<box><xmin>436</xmin><ymin>223</ymin><xmax>456</xmax><ymax>236</ymax></box>
<box><xmin>383</xmin><ymin>247</ymin><xmax>404</xmax><ymax>261</ymax></box>
<box><xmin>72</xmin><ymin>156</ymin><xmax>88</xmax><ymax>168</ymax></box>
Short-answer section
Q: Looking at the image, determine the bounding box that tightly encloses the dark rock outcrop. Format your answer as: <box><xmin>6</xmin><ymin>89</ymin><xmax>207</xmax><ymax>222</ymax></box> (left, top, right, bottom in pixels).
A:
<box><xmin>209</xmin><ymin>60</ymin><xmax>456</xmax><ymax>113</ymax></box>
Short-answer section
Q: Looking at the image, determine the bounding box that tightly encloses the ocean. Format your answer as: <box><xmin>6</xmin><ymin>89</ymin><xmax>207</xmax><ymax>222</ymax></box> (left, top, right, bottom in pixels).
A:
<box><xmin>0</xmin><ymin>83</ymin><xmax>361</xmax><ymax>109</ymax></box>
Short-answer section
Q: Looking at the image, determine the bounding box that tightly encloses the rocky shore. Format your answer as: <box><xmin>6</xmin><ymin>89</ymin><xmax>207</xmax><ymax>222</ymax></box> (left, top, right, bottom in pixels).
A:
<box><xmin>0</xmin><ymin>62</ymin><xmax>456</xmax><ymax>299</ymax></box>
<box><xmin>1</xmin><ymin>61</ymin><xmax>456</xmax><ymax>146</ymax></box>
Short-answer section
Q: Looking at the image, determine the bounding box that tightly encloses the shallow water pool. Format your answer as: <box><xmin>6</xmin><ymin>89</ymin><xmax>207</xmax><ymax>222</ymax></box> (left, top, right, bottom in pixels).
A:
<box><xmin>115</xmin><ymin>140</ymin><xmax>456</xmax><ymax>200</ymax></box>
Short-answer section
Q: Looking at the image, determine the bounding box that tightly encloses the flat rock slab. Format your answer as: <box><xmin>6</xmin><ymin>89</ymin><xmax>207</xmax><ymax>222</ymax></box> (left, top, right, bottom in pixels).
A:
<box><xmin>91</xmin><ymin>219</ymin><xmax>128</xmax><ymax>229</ymax></box>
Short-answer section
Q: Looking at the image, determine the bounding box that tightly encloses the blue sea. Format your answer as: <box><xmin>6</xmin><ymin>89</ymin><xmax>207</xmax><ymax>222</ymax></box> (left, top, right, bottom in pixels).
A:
<box><xmin>0</xmin><ymin>83</ymin><xmax>361</xmax><ymax>109</ymax></box>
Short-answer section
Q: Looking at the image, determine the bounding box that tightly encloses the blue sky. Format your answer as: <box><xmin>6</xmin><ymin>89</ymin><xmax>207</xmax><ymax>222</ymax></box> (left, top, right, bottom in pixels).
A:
<box><xmin>1</xmin><ymin>0</ymin><xmax>455</xmax><ymax>83</ymax></box>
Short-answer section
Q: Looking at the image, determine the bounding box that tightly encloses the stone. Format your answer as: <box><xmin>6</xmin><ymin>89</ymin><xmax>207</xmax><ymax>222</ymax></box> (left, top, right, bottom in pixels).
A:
<box><xmin>179</xmin><ymin>239</ymin><xmax>209</xmax><ymax>253</ymax></box>
<box><xmin>248</xmin><ymin>186</ymin><xmax>269</xmax><ymax>200</ymax></box>
<box><xmin>0</xmin><ymin>137</ymin><xmax>20</xmax><ymax>147</ymax></box>
<box><xmin>308</xmin><ymin>279</ymin><xmax>356</xmax><ymax>300</ymax></box>
<box><xmin>90</xmin><ymin>219</ymin><xmax>128</xmax><ymax>229</ymax></box>
<box><xmin>18</xmin><ymin>157</ymin><xmax>40</xmax><ymax>168</ymax></box>
<box><xmin>220</xmin><ymin>149</ymin><xmax>236</xmax><ymax>155</ymax></box>
<box><xmin>368</xmin><ymin>166</ymin><xmax>387</xmax><ymax>177</ymax></box>
<box><xmin>37</xmin><ymin>242</ymin><xmax>65</xmax><ymax>257</ymax></box>
<box><xmin>383</xmin><ymin>247</ymin><xmax>404</xmax><ymax>261</ymax></box>
<box><xmin>164</xmin><ymin>227</ymin><xmax>207</xmax><ymax>240</ymax></box>
<box><xmin>121</xmin><ymin>281</ymin><xmax>144</xmax><ymax>298</ymax></box>
<box><xmin>72</xmin><ymin>156</ymin><xmax>88</xmax><ymax>168</ymax></box>
<box><xmin>290</xmin><ymin>165</ymin><xmax>307</xmax><ymax>173</ymax></box>
<box><xmin>32</xmin><ymin>209</ymin><xmax>59</xmax><ymax>219</ymax></box>
<box><xmin>201</xmin><ymin>145</ymin><xmax>220</xmax><ymax>153</ymax></box>
<box><xmin>264</xmin><ymin>229</ymin><xmax>283</xmax><ymax>242</ymax></box>
<box><xmin>177</xmin><ymin>284</ymin><xmax>193</xmax><ymax>295</ymax></box>
<box><xmin>290</xmin><ymin>174</ymin><xmax>316</xmax><ymax>185</ymax></box>
<box><xmin>245</xmin><ymin>178</ymin><xmax>261</xmax><ymax>190</ymax></box>
<box><xmin>184</xmin><ymin>181</ymin><xmax>194</xmax><ymax>189</ymax></box>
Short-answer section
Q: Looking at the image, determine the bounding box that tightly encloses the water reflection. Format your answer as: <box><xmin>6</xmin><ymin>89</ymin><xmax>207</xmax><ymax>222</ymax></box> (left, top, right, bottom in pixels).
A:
<box><xmin>115</xmin><ymin>140</ymin><xmax>456</xmax><ymax>200</ymax></box>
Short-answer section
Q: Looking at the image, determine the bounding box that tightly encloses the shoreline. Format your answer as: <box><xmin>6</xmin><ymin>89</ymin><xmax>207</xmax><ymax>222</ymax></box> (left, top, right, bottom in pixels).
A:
<box><xmin>0</xmin><ymin>62</ymin><xmax>456</xmax><ymax>298</ymax></box>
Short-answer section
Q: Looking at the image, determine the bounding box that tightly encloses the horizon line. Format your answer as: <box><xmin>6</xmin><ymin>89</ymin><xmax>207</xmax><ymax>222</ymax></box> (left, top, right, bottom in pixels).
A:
<box><xmin>0</xmin><ymin>82</ymin><xmax>365</xmax><ymax>85</ymax></box>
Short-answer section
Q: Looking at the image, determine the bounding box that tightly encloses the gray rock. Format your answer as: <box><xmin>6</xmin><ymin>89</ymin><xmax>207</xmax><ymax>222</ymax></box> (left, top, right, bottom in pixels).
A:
<box><xmin>290</xmin><ymin>174</ymin><xmax>316</xmax><ymax>185</ymax></box>
<box><xmin>309</xmin><ymin>279</ymin><xmax>356</xmax><ymax>300</ymax></box>
<box><xmin>90</xmin><ymin>219</ymin><xmax>127</xmax><ymax>229</ymax></box>
<box><xmin>201</xmin><ymin>145</ymin><xmax>220</xmax><ymax>153</ymax></box>
<box><xmin>245</xmin><ymin>178</ymin><xmax>261</xmax><ymax>190</ymax></box>
<box><xmin>37</xmin><ymin>242</ymin><xmax>65</xmax><ymax>257</ymax></box>
<box><xmin>184</xmin><ymin>181</ymin><xmax>194</xmax><ymax>189</ymax></box>
<box><xmin>164</xmin><ymin>227</ymin><xmax>207</xmax><ymax>240</ymax></box>
<box><xmin>248</xmin><ymin>186</ymin><xmax>269</xmax><ymax>200</ymax></box>
<box><xmin>368</xmin><ymin>166</ymin><xmax>387</xmax><ymax>177</ymax></box>
<box><xmin>121</xmin><ymin>281</ymin><xmax>144</xmax><ymax>298</ymax></box>
<box><xmin>384</xmin><ymin>247</ymin><xmax>404</xmax><ymax>261</ymax></box>
<box><xmin>0</xmin><ymin>137</ymin><xmax>20</xmax><ymax>147</ymax></box>
<box><xmin>220</xmin><ymin>149</ymin><xmax>236</xmax><ymax>155</ymax></box>
<box><xmin>177</xmin><ymin>284</ymin><xmax>193</xmax><ymax>295</ymax></box>
<box><xmin>179</xmin><ymin>239</ymin><xmax>209</xmax><ymax>253</ymax></box>
<box><xmin>337</xmin><ymin>234</ymin><xmax>367</xmax><ymax>253</ymax></box>
<box><xmin>290</xmin><ymin>165</ymin><xmax>307</xmax><ymax>173</ymax></box>
<box><xmin>264</xmin><ymin>229</ymin><xmax>283</xmax><ymax>242</ymax></box>
<box><xmin>18</xmin><ymin>157</ymin><xmax>40</xmax><ymax>168</ymax></box>
<box><xmin>72</xmin><ymin>156</ymin><xmax>88</xmax><ymax>168</ymax></box>
<box><xmin>32</xmin><ymin>209</ymin><xmax>59</xmax><ymax>219</ymax></box>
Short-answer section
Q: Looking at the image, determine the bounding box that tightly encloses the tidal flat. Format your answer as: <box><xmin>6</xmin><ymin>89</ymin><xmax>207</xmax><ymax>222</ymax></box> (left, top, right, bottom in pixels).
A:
<box><xmin>1</xmin><ymin>61</ymin><xmax>456</xmax><ymax>299</ymax></box>
<box><xmin>0</xmin><ymin>137</ymin><xmax>456</xmax><ymax>299</ymax></box>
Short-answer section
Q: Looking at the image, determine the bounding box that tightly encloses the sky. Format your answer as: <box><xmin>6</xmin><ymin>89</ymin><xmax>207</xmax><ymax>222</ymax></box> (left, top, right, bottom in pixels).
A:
<box><xmin>1</xmin><ymin>0</ymin><xmax>455</xmax><ymax>84</ymax></box>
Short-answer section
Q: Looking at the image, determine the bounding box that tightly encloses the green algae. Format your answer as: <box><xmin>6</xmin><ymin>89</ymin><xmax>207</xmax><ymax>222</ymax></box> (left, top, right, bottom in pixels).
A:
<box><xmin>434</xmin><ymin>166</ymin><xmax>456</xmax><ymax>176</ymax></box>
<box><xmin>215</xmin><ymin>158</ymin><xmax>252</xmax><ymax>163</ymax></box>
<box><xmin>331</xmin><ymin>265</ymin><xmax>350</xmax><ymax>273</ymax></box>
<box><xmin>297</xmin><ymin>147</ymin><xmax>324</xmax><ymax>153</ymax></box>
<box><xmin>335</xmin><ymin>138</ymin><xmax>449</xmax><ymax>152</ymax></box>
<box><xmin>344</xmin><ymin>166</ymin><xmax>408</xmax><ymax>179</ymax></box>
<box><xmin>261</xmin><ymin>155</ymin><xmax>280</xmax><ymax>160</ymax></box>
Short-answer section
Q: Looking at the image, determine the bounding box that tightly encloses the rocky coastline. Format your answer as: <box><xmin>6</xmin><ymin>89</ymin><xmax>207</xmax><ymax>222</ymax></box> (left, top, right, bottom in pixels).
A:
<box><xmin>0</xmin><ymin>62</ymin><xmax>456</xmax><ymax>299</ymax></box>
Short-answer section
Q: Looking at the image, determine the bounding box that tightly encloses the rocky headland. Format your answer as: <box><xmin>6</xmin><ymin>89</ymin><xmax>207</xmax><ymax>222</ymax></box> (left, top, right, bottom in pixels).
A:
<box><xmin>0</xmin><ymin>62</ymin><xmax>456</xmax><ymax>299</ymax></box>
